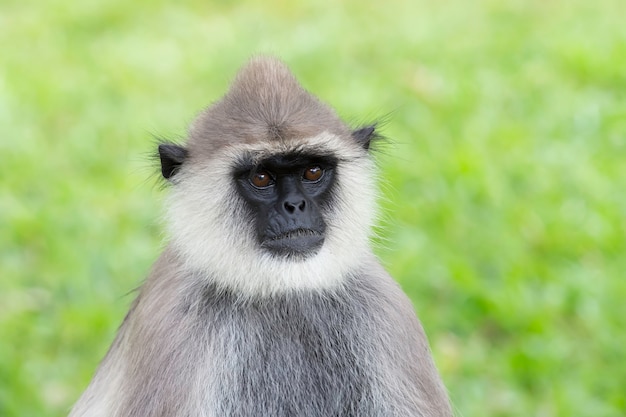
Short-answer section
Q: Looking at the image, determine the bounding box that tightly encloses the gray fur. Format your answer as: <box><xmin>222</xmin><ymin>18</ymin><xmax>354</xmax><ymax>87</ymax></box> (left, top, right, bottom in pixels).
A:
<box><xmin>70</xmin><ymin>57</ymin><xmax>452</xmax><ymax>417</ymax></box>
<box><xmin>72</xmin><ymin>249</ymin><xmax>451</xmax><ymax>416</ymax></box>
<box><xmin>186</xmin><ymin>56</ymin><xmax>350</xmax><ymax>156</ymax></box>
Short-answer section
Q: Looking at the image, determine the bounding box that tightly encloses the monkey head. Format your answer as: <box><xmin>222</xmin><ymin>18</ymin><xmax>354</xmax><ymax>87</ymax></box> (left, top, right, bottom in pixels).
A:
<box><xmin>158</xmin><ymin>57</ymin><xmax>380</xmax><ymax>297</ymax></box>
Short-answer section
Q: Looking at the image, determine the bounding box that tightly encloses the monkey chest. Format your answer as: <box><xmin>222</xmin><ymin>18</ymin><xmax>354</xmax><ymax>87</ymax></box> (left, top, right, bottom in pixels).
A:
<box><xmin>198</xmin><ymin>291</ymin><xmax>385</xmax><ymax>416</ymax></box>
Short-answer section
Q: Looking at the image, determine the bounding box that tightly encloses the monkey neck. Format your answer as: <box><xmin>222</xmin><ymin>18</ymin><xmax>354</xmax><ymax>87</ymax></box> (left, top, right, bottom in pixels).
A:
<box><xmin>158</xmin><ymin>242</ymin><xmax>375</xmax><ymax>298</ymax></box>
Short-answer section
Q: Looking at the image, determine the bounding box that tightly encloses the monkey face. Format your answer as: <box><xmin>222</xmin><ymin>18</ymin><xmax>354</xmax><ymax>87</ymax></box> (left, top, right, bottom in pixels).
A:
<box><xmin>160</xmin><ymin>133</ymin><xmax>377</xmax><ymax>296</ymax></box>
<box><xmin>234</xmin><ymin>153</ymin><xmax>337</xmax><ymax>258</ymax></box>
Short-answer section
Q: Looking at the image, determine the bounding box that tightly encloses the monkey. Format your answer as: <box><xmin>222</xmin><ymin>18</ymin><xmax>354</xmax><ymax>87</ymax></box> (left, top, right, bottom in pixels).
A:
<box><xmin>69</xmin><ymin>56</ymin><xmax>452</xmax><ymax>417</ymax></box>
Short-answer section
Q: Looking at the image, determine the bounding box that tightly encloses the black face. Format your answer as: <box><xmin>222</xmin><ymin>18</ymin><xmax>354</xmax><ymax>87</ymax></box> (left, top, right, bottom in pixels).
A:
<box><xmin>235</xmin><ymin>153</ymin><xmax>337</xmax><ymax>258</ymax></box>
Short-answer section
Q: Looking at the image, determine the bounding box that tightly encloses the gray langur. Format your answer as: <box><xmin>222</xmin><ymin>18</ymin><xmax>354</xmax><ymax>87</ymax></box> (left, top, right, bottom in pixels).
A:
<box><xmin>69</xmin><ymin>57</ymin><xmax>452</xmax><ymax>417</ymax></box>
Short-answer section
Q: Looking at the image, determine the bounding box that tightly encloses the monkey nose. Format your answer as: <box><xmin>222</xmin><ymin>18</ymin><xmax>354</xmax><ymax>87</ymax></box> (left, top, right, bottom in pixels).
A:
<box><xmin>283</xmin><ymin>199</ymin><xmax>306</xmax><ymax>214</ymax></box>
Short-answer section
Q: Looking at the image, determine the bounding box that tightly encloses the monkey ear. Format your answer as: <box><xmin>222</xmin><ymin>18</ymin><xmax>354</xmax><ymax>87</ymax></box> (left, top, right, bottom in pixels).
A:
<box><xmin>158</xmin><ymin>143</ymin><xmax>188</xmax><ymax>179</ymax></box>
<box><xmin>351</xmin><ymin>125</ymin><xmax>377</xmax><ymax>150</ymax></box>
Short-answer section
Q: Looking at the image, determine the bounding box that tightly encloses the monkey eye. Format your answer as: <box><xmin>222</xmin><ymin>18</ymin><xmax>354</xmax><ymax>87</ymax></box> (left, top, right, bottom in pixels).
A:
<box><xmin>250</xmin><ymin>170</ymin><xmax>274</xmax><ymax>188</ymax></box>
<box><xmin>303</xmin><ymin>166</ymin><xmax>323</xmax><ymax>182</ymax></box>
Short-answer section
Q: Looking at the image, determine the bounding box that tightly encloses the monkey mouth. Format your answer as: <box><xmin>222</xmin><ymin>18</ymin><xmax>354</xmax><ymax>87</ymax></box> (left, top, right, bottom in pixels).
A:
<box><xmin>269</xmin><ymin>228</ymin><xmax>321</xmax><ymax>241</ymax></box>
<box><xmin>262</xmin><ymin>229</ymin><xmax>325</xmax><ymax>257</ymax></box>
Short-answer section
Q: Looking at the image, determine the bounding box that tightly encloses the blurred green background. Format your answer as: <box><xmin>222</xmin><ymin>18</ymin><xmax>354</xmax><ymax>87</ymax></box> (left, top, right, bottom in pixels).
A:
<box><xmin>2</xmin><ymin>0</ymin><xmax>625</xmax><ymax>416</ymax></box>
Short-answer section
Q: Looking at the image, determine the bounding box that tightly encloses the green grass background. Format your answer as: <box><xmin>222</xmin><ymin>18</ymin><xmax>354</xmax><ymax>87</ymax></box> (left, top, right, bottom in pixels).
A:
<box><xmin>2</xmin><ymin>0</ymin><xmax>625</xmax><ymax>415</ymax></box>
